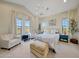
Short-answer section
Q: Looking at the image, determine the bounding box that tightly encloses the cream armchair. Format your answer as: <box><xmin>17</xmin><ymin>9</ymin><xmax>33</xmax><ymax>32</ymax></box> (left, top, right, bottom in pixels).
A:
<box><xmin>0</xmin><ymin>34</ymin><xmax>21</xmax><ymax>49</ymax></box>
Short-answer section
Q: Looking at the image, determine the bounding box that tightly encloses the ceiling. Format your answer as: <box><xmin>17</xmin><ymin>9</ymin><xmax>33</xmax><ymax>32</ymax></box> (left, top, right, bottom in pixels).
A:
<box><xmin>4</xmin><ymin>0</ymin><xmax>79</xmax><ymax>17</ymax></box>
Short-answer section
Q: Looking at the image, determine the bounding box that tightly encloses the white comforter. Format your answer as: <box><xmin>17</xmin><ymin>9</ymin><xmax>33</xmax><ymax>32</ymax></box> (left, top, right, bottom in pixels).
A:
<box><xmin>35</xmin><ymin>34</ymin><xmax>59</xmax><ymax>49</ymax></box>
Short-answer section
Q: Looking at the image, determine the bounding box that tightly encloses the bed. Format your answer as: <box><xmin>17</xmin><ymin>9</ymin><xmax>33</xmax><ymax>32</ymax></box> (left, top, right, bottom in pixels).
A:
<box><xmin>35</xmin><ymin>33</ymin><xmax>59</xmax><ymax>50</ymax></box>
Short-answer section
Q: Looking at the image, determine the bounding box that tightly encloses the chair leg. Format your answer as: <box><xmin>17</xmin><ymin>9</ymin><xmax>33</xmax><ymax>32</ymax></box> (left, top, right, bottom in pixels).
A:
<box><xmin>1</xmin><ymin>48</ymin><xmax>11</xmax><ymax>50</ymax></box>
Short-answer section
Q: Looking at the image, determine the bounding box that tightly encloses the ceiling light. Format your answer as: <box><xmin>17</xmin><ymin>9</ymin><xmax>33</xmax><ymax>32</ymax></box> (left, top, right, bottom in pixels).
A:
<box><xmin>64</xmin><ymin>0</ymin><xmax>67</xmax><ymax>3</ymax></box>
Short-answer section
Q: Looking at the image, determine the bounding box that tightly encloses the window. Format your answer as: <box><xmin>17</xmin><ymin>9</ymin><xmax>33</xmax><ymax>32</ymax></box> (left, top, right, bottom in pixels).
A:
<box><xmin>25</xmin><ymin>20</ymin><xmax>30</xmax><ymax>33</ymax></box>
<box><xmin>16</xmin><ymin>16</ymin><xmax>30</xmax><ymax>35</ymax></box>
<box><xmin>62</xmin><ymin>18</ymin><xmax>69</xmax><ymax>35</ymax></box>
<box><xmin>16</xmin><ymin>16</ymin><xmax>22</xmax><ymax>35</ymax></box>
<box><xmin>41</xmin><ymin>21</ymin><xmax>49</xmax><ymax>33</ymax></box>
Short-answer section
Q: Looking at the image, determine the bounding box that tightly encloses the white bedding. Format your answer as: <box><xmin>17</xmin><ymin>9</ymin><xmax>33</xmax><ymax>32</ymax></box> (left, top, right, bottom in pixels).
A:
<box><xmin>35</xmin><ymin>34</ymin><xmax>59</xmax><ymax>49</ymax></box>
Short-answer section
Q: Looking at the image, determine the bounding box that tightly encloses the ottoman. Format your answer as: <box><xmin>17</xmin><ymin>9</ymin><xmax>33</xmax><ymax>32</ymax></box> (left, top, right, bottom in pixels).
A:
<box><xmin>70</xmin><ymin>38</ymin><xmax>78</xmax><ymax>44</ymax></box>
<box><xmin>30</xmin><ymin>40</ymin><xmax>49</xmax><ymax>58</ymax></box>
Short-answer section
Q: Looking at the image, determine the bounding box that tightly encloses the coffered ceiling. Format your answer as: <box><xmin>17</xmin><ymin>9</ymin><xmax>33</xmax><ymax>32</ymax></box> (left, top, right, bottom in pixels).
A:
<box><xmin>4</xmin><ymin>0</ymin><xmax>79</xmax><ymax>17</ymax></box>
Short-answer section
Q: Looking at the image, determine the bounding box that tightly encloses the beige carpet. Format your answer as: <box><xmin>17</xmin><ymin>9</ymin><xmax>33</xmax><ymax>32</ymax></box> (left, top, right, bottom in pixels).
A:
<box><xmin>0</xmin><ymin>40</ymin><xmax>79</xmax><ymax>58</ymax></box>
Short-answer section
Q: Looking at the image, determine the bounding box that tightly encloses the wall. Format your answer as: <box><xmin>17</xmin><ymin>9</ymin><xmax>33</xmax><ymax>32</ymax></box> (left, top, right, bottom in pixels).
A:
<box><xmin>38</xmin><ymin>9</ymin><xmax>78</xmax><ymax>34</ymax></box>
<box><xmin>77</xmin><ymin>7</ymin><xmax>79</xmax><ymax>29</ymax></box>
<box><xmin>0</xmin><ymin>2</ymin><xmax>10</xmax><ymax>34</ymax></box>
<box><xmin>0</xmin><ymin>1</ymin><xmax>36</xmax><ymax>34</ymax></box>
<box><xmin>30</xmin><ymin>16</ymin><xmax>39</xmax><ymax>34</ymax></box>
<box><xmin>0</xmin><ymin>1</ymin><xmax>78</xmax><ymax>34</ymax></box>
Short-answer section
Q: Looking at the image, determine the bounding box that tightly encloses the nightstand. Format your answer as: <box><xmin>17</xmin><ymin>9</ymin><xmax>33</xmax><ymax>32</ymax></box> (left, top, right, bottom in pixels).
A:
<box><xmin>59</xmin><ymin>35</ymin><xmax>69</xmax><ymax>43</ymax></box>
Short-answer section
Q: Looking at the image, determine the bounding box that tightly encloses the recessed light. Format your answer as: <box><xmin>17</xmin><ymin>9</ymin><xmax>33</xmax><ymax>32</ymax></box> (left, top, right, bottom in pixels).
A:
<box><xmin>64</xmin><ymin>0</ymin><xmax>67</xmax><ymax>3</ymax></box>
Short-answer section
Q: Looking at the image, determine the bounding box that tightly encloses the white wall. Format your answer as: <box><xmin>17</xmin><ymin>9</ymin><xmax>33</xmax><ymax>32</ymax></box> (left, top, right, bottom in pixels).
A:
<box><xmin>0</xmin><ymin>1</ymin><xmax>36</xmax><ymax>34</ymax></box>
<box><xmin>77</xmin><ymin>7</ymin><xmax>79</xmax><ymax>19</ymax></box>
<box><xmin>38</xmin><ymin>9</ymin><xmax>78</xmax><ymax>34</ymax></box>
<box><xmin>77</xmin><ymin>7</ymin><xmax>79</xmax><ymax>29</ymax></box>
<box><xmin>31</xmin><ymin>16</ymin><xmax>39</xmax><ymax>33</ymax></box>
<box><xmin>0</xmin><ymin>1</ymin><xmax>78</xmax><ymax>34</ymax></box>
<box><xmin>0</xmin><ymin>2</ymin><xmax>10</xmax><ymax>34</ymax></box>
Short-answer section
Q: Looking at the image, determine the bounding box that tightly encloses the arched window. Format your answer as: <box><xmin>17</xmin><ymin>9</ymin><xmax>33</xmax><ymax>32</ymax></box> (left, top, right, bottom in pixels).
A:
<box><xmin>62</xmin><ymin>18</ymin><xmax>69</xmax><ymax>35</ymax></box>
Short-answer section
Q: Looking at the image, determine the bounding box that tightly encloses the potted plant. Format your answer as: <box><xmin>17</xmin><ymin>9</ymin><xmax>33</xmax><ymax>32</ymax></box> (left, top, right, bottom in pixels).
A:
<box><xmin>70</xmin><ymin>19</ymin><xmax>78</xmax><ymax>35</ymax></box>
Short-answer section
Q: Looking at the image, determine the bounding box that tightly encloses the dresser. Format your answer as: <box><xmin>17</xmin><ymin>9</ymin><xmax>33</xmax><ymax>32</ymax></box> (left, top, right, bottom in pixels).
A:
<box><xmin>59</xmin><ymin>35</ymin><xmax>69</xmax><ymax>43</ymax></box>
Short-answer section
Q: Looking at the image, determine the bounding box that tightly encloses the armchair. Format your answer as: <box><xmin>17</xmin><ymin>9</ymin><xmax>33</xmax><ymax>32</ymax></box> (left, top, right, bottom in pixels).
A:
<box><xmin>0</xmin><ymin>34</ymin><xmax>21</xmax><ymax>49</ymax></box>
